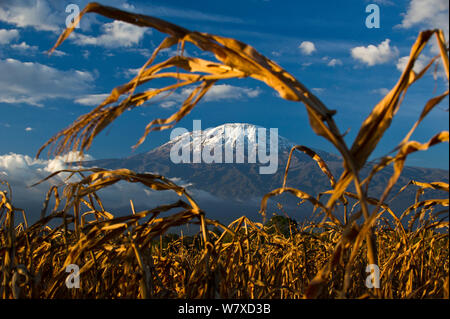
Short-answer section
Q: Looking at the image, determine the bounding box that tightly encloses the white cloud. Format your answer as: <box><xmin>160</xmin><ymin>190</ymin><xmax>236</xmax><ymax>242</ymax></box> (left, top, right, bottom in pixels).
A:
<box><xmin>124</xmin><ymin>67</ymin><xmax>142</xmax><ymax>78</ymax></box>
<box><xmin>312</xmin><ymin>88</ymin><xmax>325</xmax><ymax>94</ymax></box>
<box><xmin>0</xmin><ymin>58</ymin><xmax>94</xmax><ymax>106</ymax></box>
<box><xmin>371</xmin><ymin>88</ymin><xmax>390</xmax><ymax>95</ymax></box>
<box><xmin>82</xmin><ymin>50</ymin><xmax>90</xmax><ymax>59</ymax></box>
<box><xmin>400</xmin><ymin>0</ymin><xmax>449</xmax><ymax>32</ymax></box>
<box><xmin>74</xmin><ymin>84</ymin><xmax>261</xmax><ymax>108</ymax></box>
<box><xmin>396</xmin><ymin>54</ymin><xmax>447</xmax><ymax>82</ymax></box>
<box><xmin>0</xmin><ymin>96</ymin><xmax>45</xmax><ymax>106</ymax></box>
<box><xmin>72</xmin><ymin>20</ymin><xmax>148</xmax><ymax>48</ymax></box>
<box><xmin>62</xmin><ymin>152</ymin><xmax>95</xmax><ymax>163</ymax></box>
<box><xmin>299</xmin><ymin>41</ymin><xmax>316</xmax><ymax>55</ymax></box>
<box><xmin>160</xmin><ymin>47</ymin><xmax>192</xmax><ymax>58</ymax></box>
<box><xmin>0</xmin><ymin>0</ymin><xmax>244</xmax><ymax>42</ymax></box>
<box><xmin>157</xmin><ymin>84</ymin><xmax>261</xmax><ymax>108</ymax></box>
<box><xmin>75</xmin><ymin>93</ymin><xmax>110</xmax><ymax>106</ymax></box>
<box><xmin>396</xmin><ymin>55</ymin><xmax>428</xmax><ymax>73</ymax></box>
<box><xmin>327</xmin><ymin>58</ymin><xmax>343</xmax><ymax>67</ymax></box>
<box><xmin>24</xmin><ymin>127</ymin><xmax>33</xmax><ymax>132</ymax></box>
<box><xmin>122</xmin><ymin>3</ymin><xmax>136</xmax><ymax>10</ymax></box>
<box><xmin>399</xmin><ymin>0</ymin><xmax>449</xmax><ymax>56</ymax></box>
<box><xmin>0</xmin><ymin>152</ymin><xmax>93</xmax><ymax>217</ymax></box>
<box><xmin>10</xmin><ymin>41</ymin><xmax>38</xmax><ymax>51</ymax></box>
<box><xmin>0</xmin><ymin>152</ymin><xmax>220</xmax><ymax>223</ymax></box>
<box><xmin>0</xmin><ymin>28</ymin><xmax>19</xmax><ymax>44</ymax></box>
<box><xmin>0</xmin><ymin>152</ymin><xmax>93</xmax><ymax>188</ymax></box>
<box><xmin>203</xmin><ymin>85</ymin><xmax>262</xmax><ymax>101</ymax></box>
<box><xmin>395</xmin><ymin>54</ymin><xmax>447</xmax><ymax>80</ymax></box>
<box><xmin>351</xmin><ymin>39</ymin><xmax>399</xmax><ymax>66</ymax></box>
<box><xmin>160</xmin><ymin>101</ymin><xmax>177</xmax><ymax>109</ymax></box>
<box><xmin>0</xmin><ymin>0</ymin><xmax>61</xmax><ymax>32</ymax></box>
<box><xmin>271</xmin><ymin>51</ymin><xmax>282</xmax><ymax>57</ymax></box>
<box><xmin>50</xmin><ymin>49</ymin><xmax>67</xmax><ymax>57</ymax></box>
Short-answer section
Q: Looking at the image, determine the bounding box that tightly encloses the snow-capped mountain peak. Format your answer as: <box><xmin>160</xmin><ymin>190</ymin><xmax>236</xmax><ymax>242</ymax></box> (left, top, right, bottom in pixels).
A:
<box><xmin>165</xmin><ymin>123</ymin><xmax>294</xmax><ymax>151</ymax></box>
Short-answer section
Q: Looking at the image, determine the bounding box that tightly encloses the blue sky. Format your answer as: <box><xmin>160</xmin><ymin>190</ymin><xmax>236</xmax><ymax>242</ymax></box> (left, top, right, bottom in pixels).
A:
<box><xmin>0</xmin><ymin>0</ymin><xmax>448</xmax><ymax>169</ymax></box>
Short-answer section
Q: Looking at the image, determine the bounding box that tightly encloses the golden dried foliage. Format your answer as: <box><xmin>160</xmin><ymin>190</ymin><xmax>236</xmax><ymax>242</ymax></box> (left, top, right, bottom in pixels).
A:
<box><xmin>1</xmin><ymin>3</ymin><xmax>448</xmax><ymax>299</ymax></box>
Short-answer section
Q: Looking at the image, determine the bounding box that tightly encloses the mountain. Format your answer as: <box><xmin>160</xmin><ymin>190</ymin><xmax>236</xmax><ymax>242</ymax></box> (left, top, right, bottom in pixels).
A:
<box><xmin>80</xmin><ymin>123</ymin><xmax>449</xmax><ymax>224</ymax></box>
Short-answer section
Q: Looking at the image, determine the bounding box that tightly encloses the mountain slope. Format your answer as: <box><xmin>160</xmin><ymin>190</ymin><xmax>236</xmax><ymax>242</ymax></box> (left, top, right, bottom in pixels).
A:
<box><xmin>81</xmin><ymin>123</ymin><xmax>449</xmax><ymax>221</ymax></box>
